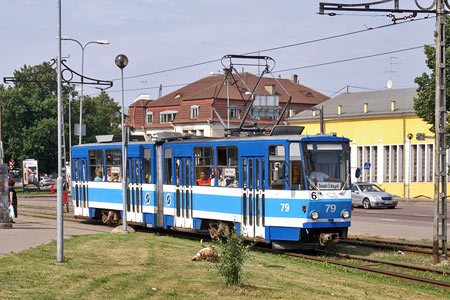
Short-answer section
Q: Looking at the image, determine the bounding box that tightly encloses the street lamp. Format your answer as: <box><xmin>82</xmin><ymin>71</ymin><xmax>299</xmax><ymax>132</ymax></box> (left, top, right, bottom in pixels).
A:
<box><xmin>115</xmin><ymin>54</ymin><xmax>129</xmax><ymax>233</ymax></box>
<box><xmin>61</xmin><ymin>37</ymin><xmax>109</xmax><ymax>144</ymax></box>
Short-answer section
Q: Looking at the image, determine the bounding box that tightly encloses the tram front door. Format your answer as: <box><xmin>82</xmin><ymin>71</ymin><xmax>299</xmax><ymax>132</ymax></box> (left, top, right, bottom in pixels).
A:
<box><xmin>127</xmin><ymin>158</ymin><xmax>143</xmax><ymax>223</ymax></box>
<box><xmin>241</xmin><ymin>156</ymin><xmax>265</xmax><ymax>239</ymax></box>
<box><xmin>73</xmin><ymin>158</ymin><xmax>89</xmax><ymax>217</ymax></box>
<box><xmin>174</xmin><ymin>157</ymin><xmax>193</xmax><ymax>228</ymax></box>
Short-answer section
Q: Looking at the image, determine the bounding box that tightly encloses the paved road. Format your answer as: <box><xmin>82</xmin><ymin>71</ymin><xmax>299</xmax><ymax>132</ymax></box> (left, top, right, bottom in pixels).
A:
<box><xmin>0</xmin><ymin>196</ymin><xmax>447</xmax><ymax>255</ymax></box>
<box><xmin>349</xmin><ymin>200</ymin><xmax>449</xmax><ymax>241</ymax></box>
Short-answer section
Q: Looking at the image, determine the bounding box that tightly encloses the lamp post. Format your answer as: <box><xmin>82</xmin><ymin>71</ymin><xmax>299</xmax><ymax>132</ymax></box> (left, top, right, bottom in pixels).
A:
<box><xmin>61</xmin><ymin>37</ymin><xmax>109</xmax><ymax>144</ymax></box>
<box><xmin>115</xmin><ymin>54</ymin><xmax>129</xmax><ymax>233</ymax></box>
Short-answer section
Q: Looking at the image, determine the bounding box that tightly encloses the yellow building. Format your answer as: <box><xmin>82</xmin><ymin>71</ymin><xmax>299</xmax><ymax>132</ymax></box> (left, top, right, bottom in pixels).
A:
<box><xmin>289</xmin><ymin>88</ymin><xmax>449</xmax><ymax>199</ymax></box>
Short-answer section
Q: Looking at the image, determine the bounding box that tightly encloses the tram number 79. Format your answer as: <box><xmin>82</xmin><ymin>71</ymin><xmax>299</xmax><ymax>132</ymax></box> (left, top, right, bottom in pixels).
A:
<box><xmin>325</xmin><ymin>204</ymin><xmax>336</xmax><ymax>213</ymax></box>
<box><xmin>280</xmin><ymin>203</ymin><xmax>290</xmax><ymax>212</ymax></box>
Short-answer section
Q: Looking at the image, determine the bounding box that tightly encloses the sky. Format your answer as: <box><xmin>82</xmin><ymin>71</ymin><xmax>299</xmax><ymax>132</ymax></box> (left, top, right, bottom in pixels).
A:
<box><xmin>0</xmin><ymin>1</ymin><xmax>439</xmax><ymax>108</ymax></box>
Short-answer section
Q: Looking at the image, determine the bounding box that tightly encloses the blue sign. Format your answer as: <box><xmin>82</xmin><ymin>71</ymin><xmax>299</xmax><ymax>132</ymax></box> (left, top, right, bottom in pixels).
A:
<box><xmin>364</xmin><ymin>163</ymin><xmax>371</xmax><ymax>170</ymax></box>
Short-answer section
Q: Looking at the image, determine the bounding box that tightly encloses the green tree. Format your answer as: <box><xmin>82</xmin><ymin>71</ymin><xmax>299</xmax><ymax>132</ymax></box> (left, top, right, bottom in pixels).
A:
<box><xmin>0</xmin><ymin>61</ymin><xmax>121</xmax><ymax>174</ymax></box>
<box><xmin>69</xmin><ymin>91</ymin><xmax>121</xmax><ymax>145</ymax></box>
<box><xmin>414</xmin><ymin>16</ymin><xmax>450</xmax><ymax>134</ymax></box>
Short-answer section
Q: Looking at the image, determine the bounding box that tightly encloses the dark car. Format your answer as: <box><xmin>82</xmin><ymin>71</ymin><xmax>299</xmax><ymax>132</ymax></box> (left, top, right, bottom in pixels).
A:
<box><xmin>351</xmin><ymin>183</ymin><xmax>397</xmax><ymax>209</ymax></box>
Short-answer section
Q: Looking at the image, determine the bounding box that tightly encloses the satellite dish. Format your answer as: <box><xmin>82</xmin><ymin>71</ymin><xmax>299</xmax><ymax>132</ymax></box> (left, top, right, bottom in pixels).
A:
<box><xmin>387</xmin><ymin>79</ymin><xmax>393</xmax><ymax>89</ymax></box>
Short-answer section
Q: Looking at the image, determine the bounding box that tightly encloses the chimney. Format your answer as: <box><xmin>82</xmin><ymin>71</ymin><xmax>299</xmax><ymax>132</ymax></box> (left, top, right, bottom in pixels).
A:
<box><xmin>223</xmin><ymin>68</ymin><xmax>232</xmax><ymax>85</ymax></box>
<box><xmin>364</xmin><ymin>103</ymin><xmax>368</xmax><ymax>114</ymax></box>
<box><xmin>291</xmin><ymin>74</ymin><xmax>298</xmax><ymax>84</ymax></box>
<box><xmin>338</xmin><ymin>105</ymin><xmax>342</xmax><ymax>115</ymax></box>
<box><xmin>264</xmin><ymin>85</ymin><xmax>276</xmax><ymax>95</ymax></box>
<box><xmin>391</xmin><ymin>100</ymin><xmax>396</xmax><ymax>111</ymax></box>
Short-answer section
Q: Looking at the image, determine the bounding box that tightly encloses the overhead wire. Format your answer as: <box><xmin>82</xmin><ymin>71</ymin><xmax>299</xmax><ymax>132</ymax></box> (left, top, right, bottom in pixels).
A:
<box><xmin>93</xmin><ymin>44</ymin><xmax>430</xmax><ymax>96</ymax></box>
<box><xmin>109</xmin><ymin>15</ymin><xmax>434</xmax><ymax>82</ymax></box>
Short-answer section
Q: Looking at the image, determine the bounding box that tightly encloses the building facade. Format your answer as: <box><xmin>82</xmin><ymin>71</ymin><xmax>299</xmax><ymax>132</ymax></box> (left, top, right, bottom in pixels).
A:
<box><xmin>127</xmin><ymin>73</ymin><xmax>329</xmax><ymax>139</ymax></box>
<box><xmin>289</xmin><ymin>88</ymin><xmax>449</xmax><ymax>199</ymax></box>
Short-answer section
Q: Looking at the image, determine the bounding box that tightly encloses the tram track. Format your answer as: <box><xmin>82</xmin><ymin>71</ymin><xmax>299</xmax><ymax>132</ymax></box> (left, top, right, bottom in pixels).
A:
<box><xmin>342</xmin><ymin>237</ymin><xmax>436</xmax><ymax>256</ymax></box>
<box><xmin>252</xmin><ymin>247</ymin><xmax>450</xmax><ymax>290</ymax></box>
<box><xmin>18</xmin><ymin>201</ymin><xmax>450</xmax><ymax>290</ymax></box>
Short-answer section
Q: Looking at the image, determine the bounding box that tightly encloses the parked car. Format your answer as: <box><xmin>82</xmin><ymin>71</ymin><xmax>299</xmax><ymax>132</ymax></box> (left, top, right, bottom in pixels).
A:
<box><xmin>351</xmin><ymin>183</ymin><xmax>397</xmax><ymax>209</ymax></box>
<box><xmin>39</xmin><ymin>176</ymin><xmax>53</xmax><ymax>187</ymax></box>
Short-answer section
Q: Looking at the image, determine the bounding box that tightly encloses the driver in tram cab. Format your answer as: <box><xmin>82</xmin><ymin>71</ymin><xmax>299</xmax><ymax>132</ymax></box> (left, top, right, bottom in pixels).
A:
<box><xmin>197</xmin><ymin>170</ymin><xmax>212</xmax><ymax>186</ymax></box>
<box><xmin>310</xmin><ymin>163</ymin><xmax>339</xmax><ymax>184</ymax></box>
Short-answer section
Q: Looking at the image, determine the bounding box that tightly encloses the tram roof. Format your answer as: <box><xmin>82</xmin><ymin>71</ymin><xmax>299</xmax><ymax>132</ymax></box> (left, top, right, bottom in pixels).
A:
<box><xmin>73</xmin><ymin>133</ymin><xmax>349</xmax><ymax>148</ymax></box>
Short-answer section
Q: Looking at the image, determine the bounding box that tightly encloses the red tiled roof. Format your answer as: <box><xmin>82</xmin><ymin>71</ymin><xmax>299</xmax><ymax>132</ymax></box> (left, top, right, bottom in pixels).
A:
<box><xmin>128</xmin><ymin>72</ymin><xmax>329</xmax><ymax>128</ymax></box>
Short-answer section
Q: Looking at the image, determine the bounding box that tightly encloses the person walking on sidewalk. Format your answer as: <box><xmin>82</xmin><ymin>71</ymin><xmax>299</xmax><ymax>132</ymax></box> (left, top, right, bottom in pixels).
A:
<box><xmin>8</xmin><ymin>179</ymin><xmax>17</xmax><ymax>223</ymax></box>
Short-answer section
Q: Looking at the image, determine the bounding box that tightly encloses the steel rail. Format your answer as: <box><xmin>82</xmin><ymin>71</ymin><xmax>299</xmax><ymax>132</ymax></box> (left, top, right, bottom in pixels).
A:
<box><xmin>346</xmin><ymin>237</ymin><xmax>436</xmax><ymax>249</ymax></box>
<box><xmin>342</xmin><ymin>239</ymin><xmax>435</xmax><ymax>256</ymax></box>
<box><xmin>315</xmin><ymin>249</ymin><xmax>448</xmax><ymax>274</ymax></box>
<box><xmin>252</xmin><ymin>246</ymin><xmax>450</xmax><ymax>290</ymax></box>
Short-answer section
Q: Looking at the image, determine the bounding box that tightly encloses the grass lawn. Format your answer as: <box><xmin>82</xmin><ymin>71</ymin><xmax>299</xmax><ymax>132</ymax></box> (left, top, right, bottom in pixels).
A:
<box><xmin>0</xmin><ymin>233</ymin><xmax>448</xmax><ymax>300</ymax></box>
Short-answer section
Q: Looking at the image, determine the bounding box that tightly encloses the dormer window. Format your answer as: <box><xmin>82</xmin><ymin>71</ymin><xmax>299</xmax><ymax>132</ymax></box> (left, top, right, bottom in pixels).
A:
<box><xmin>306</xmin><ymin>92</ymin><xmax>313</xmax><ymax>97</ymax></box>
<box><xmin>190</xmin><ymin>105</ymin><xmax>199</xmax><ymax>119</ymax></box>
<box><xmin>174</xmin><ymin>94</ymin><xmax>181</xmax><ymax>99</ymax></box>
<box><xmin>145</xmin><ymin>110</ymin><xmax>153</xmax><ymax>124</ymax></box>
<box><xmin>160</xmin><ymin>110</ymin><xmax>177</xmax><ymax>124</ymax></box>
<box><xmin>230</xmin><ymin>106</ymin><xmax>241</xmax><ymax>119</ymax></box>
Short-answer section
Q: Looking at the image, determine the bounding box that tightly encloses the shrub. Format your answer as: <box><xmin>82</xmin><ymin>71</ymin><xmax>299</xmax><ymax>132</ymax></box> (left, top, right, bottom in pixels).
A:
<box><xmin>212</xmin><ymin>231</ymin><xmax>251</xmax><ymax>286</ymax></box>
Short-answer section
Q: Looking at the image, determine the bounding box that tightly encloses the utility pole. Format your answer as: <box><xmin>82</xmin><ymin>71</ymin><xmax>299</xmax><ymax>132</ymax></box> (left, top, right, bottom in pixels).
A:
<box><xmin>319</xmin><ymin>0</ymin><xmax>448</xmax><ymax>264</ymax></box>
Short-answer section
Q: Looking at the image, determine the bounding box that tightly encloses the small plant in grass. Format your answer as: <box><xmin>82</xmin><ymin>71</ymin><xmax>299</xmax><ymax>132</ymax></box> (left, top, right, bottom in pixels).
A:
<box><xmin>212</xmin><ymin>231</ymin><xmax>251</xmax><ymax>286</ymax></box>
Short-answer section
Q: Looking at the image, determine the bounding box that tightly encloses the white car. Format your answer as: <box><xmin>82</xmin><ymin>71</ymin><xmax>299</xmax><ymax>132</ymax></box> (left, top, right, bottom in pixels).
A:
<box><xmin>39</xmin><ymin>176</ymin><xmax>53</xmax><ymax>187</ymax></box>
<box><xmin>351</xmin><ymin>183</ymin><xmax>397</xmax><ymax>209</ymax></box>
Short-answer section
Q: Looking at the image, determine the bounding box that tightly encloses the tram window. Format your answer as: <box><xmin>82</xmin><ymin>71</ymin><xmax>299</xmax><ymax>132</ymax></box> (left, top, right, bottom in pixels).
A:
<box><xmin>164</xmin><ymin>148</ymin><xmax>173</xmax><ymax>184</ymax></box>
<box><xmin>216</xmin><ymin>146</ymin><xmax>238</xmax><ymax>188</ymax></box>
<box><xmin>143</xmin><ymin>148</ymin><xmax>151</xmax><ymax>183</ymax></box>
<box><xmin>89</xmin><ymin>150</ymin><xmax>105</xmax><ymax>181</ymax></box>
<box><xmin>194</xmin><ymin>147</ymin><xmax>214</xmax><ymax>186</ymax></box>
<box><xmin>289</xmin><ymin>143</ymin><xmax>305</xmax><ymax>190</ymax></box>
<box><xmin>269</xmin><ymin>145</ymin><xmax>286</xmax><ymax>190</ymax></box>
<box><xmin>105</xmin><ymin>149</ymin><xmax>122</xmax><ymax>182</ymax></box>
<box><xmin>74</xmin><ymin>160</ymin><xmax>78</xmax><ymax>181</ymax></box>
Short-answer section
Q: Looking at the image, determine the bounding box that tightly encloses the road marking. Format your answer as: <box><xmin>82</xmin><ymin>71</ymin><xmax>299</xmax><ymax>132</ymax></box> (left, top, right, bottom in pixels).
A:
<box><xmin>380</xmin><ymin>218</ymin><xmax>397</xmax><ymax>221</ymax></box>
<box><xmin>412</xmin><ymin>214</ymin><xmax>429</xmax><ymax>217</ymax></box>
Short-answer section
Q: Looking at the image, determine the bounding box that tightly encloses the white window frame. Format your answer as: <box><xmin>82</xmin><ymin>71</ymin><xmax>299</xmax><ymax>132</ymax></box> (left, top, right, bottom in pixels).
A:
<box><xmin>190</xmin><ymin>105</ymin><xmax>199</xmax><ymax>119</ymax></box>
<box><xmin>230</xmin><ymin>107</ymin><xmax>241</xmax><ymax>120</ymax></box>
<box><xmin>160</xmin><ymin>110</ymin><xmax>178</xmax><ymax>124</ymax></box>
<box><xmin>145</xmin><ymin>110</ymin><xmax>153</xmax><ymax>124</ymax></box>
<box><xmin>356</xmin><ymin>145</ymin><xmax>378</xmax><ymax>182</ymax></box>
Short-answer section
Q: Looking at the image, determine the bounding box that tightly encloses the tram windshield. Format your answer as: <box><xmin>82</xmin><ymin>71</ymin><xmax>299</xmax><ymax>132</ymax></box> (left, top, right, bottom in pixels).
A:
<box><xmin>302</xmin><ymin>142</ymin><xmax>350</xmax><ymax>190</ymax></box>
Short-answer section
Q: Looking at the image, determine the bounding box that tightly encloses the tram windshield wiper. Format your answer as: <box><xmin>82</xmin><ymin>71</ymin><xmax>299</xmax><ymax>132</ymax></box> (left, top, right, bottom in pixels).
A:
<box><xmin>306</xmin><ymin>175</ymin><xmax>322</xmax><ymax>194</ymax></box>
<box><xmin>340</xmin><ymin>174</ymin><xmax>350</xmax><ymax>193</ymax></box>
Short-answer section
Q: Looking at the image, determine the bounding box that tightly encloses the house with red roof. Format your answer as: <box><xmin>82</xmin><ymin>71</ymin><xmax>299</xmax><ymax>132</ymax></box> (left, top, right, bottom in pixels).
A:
<box><xmin>127</xmin><ymin>72</ymin><xmax>329</xmax><ymax>138</ymax></box>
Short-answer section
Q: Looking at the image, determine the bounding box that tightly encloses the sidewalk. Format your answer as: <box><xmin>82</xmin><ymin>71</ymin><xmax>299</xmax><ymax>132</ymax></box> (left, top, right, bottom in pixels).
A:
<box><xmin>0</xmin><ymin>215</ymin><xmax>111</xmax><ymax>256</ymax></box>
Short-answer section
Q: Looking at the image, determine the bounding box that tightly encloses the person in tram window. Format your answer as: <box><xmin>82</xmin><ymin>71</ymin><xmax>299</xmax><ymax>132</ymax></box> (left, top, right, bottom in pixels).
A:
<box><xmin>197</xmin><ymin>170</ymin><xmax>211</xmax><ymax>186</ymax></box>
<box><xmin>310</xmin><ymin>163</ymin><xmax>339</xmax><ymax>184</ymax></box>
<box><xmin>106</xmin><ymin>168</ymin><xmax>112</xmax><ymax>182</ymax></box>
<box><xmin>94</xmin><ymin>170</ymin><xmax>103</xmax><ymax>182</ymax></box>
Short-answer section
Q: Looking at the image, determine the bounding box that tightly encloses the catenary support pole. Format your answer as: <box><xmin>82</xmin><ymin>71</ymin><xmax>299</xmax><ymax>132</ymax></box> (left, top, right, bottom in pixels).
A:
<box><xmin>56</xmin><ymin>0</ymin><xmax>64</xmax><ymax>263</ymax></box>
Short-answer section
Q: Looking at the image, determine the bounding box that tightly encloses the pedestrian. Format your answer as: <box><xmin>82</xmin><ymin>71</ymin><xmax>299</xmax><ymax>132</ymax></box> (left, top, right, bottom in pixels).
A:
<box><xmin>8</xmin><ymin>178</ymin><xmax>17</xmax><ymax>223</ymax></box>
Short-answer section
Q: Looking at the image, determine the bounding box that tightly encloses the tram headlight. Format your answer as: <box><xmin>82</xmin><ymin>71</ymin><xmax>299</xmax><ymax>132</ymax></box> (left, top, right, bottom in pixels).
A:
<box><xmin>341</xmin><ymin>210</ymin><xmax>350</xmax><ymax>219</ymax></box>
<box><xmin>310</xmin><ymin>211</ymin><xmax>319</xmax><ymax>220</ymax></box>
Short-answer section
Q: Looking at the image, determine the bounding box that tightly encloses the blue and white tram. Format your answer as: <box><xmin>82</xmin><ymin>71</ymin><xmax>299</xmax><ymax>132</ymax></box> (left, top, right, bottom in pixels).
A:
<box><xmin>71</xmin><ymin>133</ymin><xmax>352</xmax><ymax>248</ymax></box>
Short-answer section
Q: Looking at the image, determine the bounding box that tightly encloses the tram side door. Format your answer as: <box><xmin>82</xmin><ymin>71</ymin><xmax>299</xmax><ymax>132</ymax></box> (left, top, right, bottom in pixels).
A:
<box><xmin>73</xmin><ymin>158</ymin><xmax>89</xmax><ymax>217</ymax></box>
<box><xmin>174</xmin><ymin>157</ymin><xmax>193</xmax><ymax>228</ymax></box>
<box><xmin>241</xmin><ymin>157</ymin><xmax>266</xmax><ymax>239</ymax></box>
<box><xmin>127</xmin><ymin>158</ymin><xmax>143</xmax><ymax>223</ymax></box>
